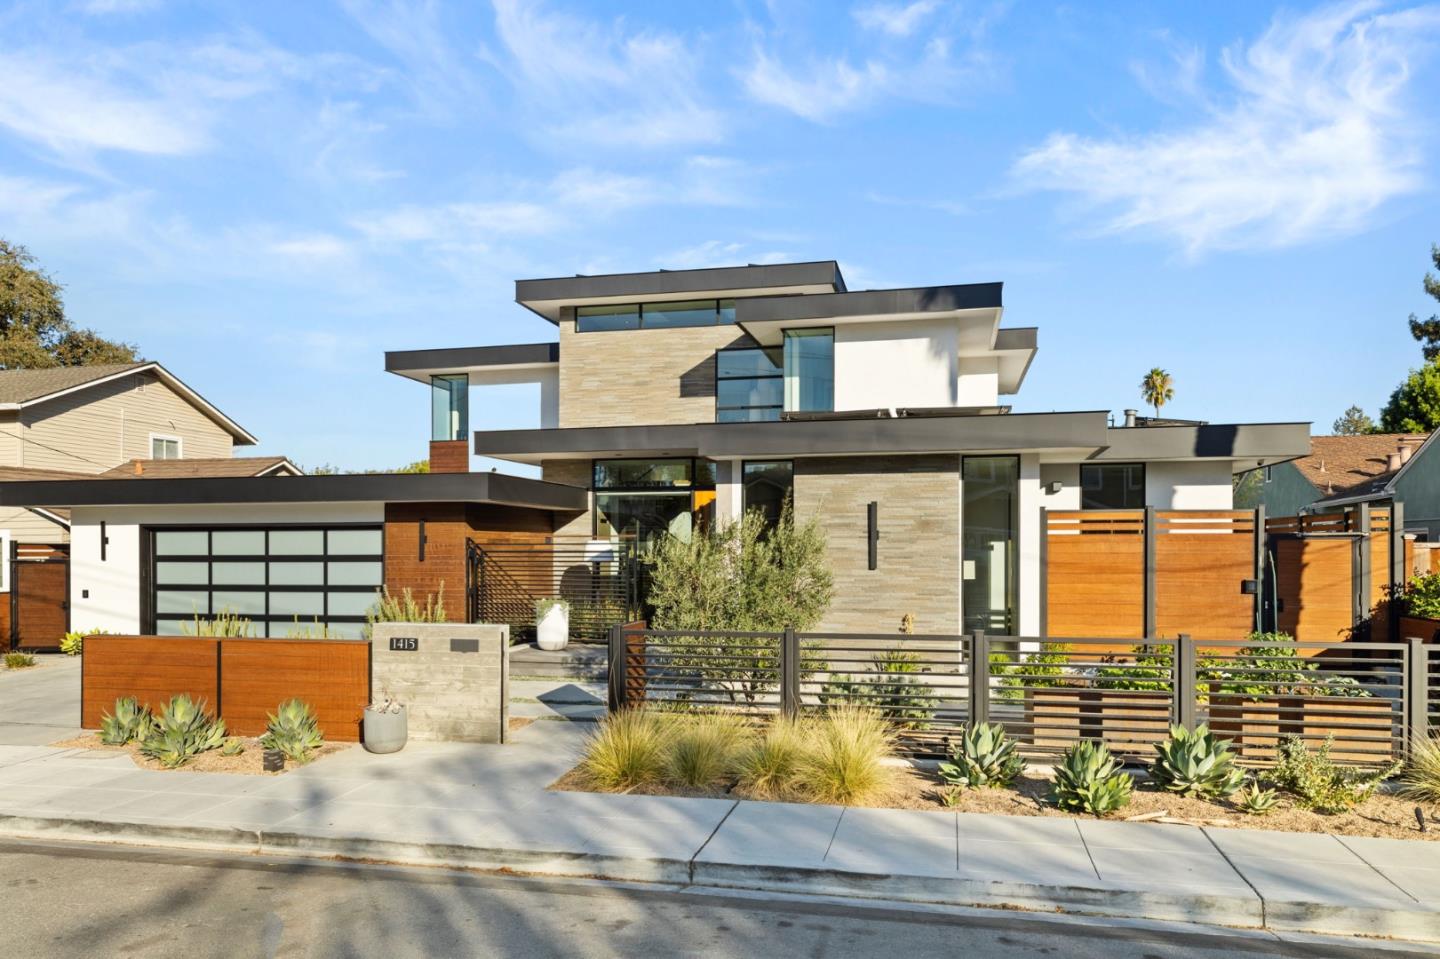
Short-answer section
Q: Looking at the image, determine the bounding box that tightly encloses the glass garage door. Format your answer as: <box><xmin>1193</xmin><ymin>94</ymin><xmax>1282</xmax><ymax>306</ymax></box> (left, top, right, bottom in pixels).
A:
<box><xmin>149</xmin><ymin>526</ymin><xmax>384</xmax><ymax>639</ymax></box>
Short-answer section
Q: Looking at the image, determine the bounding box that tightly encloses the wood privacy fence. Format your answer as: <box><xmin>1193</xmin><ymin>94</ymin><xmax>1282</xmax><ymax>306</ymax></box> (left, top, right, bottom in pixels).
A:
<box><xmin>82</xmin><ymin>635</ymin><xmax>371</xmax><ymax>741</ymax></box>
<box><xmin>609</xmin><ymin>627</ymin><xmax>1416</xmax><ymax>766</ymax></box>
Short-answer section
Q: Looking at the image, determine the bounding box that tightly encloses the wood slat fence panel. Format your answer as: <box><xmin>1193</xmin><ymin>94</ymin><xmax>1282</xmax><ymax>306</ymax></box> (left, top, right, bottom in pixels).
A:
<box><xmin>1153</xmin><ymin>511</ymin><xmax>1256</xmax><ymax>641</ymax></box>
<box><xmin>82</xmin><ymin>637</ymin><xmax>219</xmax><ymax>730</ymax></box>
<box><xmin>1045</xmin><ymin>511</ymin><xmax>1144</xmax><ymax>643</ymax></box>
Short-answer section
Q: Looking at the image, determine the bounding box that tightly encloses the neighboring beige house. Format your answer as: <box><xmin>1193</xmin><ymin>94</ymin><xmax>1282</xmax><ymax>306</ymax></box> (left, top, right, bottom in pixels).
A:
<box><xmin>0</xmin><ymin>362</ymin><xmax>275</xmax><ymax>548</ymax></box>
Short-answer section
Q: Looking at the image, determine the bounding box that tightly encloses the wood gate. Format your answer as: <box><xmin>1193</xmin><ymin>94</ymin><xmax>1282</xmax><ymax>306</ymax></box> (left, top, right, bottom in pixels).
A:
<box><xmin>8</xmin><ymin>542</ymin><xmax>69</xmax><ymax>651</ymax></box>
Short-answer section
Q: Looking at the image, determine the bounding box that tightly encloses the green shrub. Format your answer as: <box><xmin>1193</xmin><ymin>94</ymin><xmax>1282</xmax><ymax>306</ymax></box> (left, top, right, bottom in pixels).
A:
<box><xmin>1402</xmin><ymin>571</ymin><xmax>1440</xmax><ymax>619</ymax></box>
<box><xmin>1149</xmin><ymin>724</ymin><xmax>1246</xmax><ymax>799</ymax></box>
<box><xmin>99</xmin><ymin>696</ymin><xmax>151</xmax><ymax>745</ymax></box>
<box><xmin>1271</xmin><ymin>736</ymin><xmax>1400</xmax><ymax>813</ymax></box>
<box><xmin>139</xmin><ymin>695</ymin><xmax>226</xmax><ymax>768</ymax></box>
<box><xmin>260</xmin><ymin>699</ymin><xmax>324</xmax><ymax>764</ymax></box>
<box><xmin>992</xmin><ymin>643</ymin><xmax>1072</xmax><ymax>701</ymax></box>
<box><xmin>582</xmin><ymin>708</ymin><xmax>671</xmax><ymax>791</ymax></box>
<box><xmin>3</xmin><ymin>651</ymin><xmax>36</xmax><ymax>669</ymax></box>
<box><xmin>663</xmin><ymin>713</ymin><xmax>751</xmax><ymax>788</ymax></box>
<box><xmin>1400</xmin><ymin>733</ymin><xmax>1440</xmax><ymax>803</ymax></box>
<box><xmin>60</xmin><ymin>628</ymin><xmax>102</xmax><ymax>656</ymax></box>
<box><xmin>182</xmin><ymin>609</ymin><xmax>254</xmax><ymax>638</ymax></box>
<box><xmin>1050</xmin><ymin>740</ymin><xmax>1133</xmax><ymax>815</ymax></box>
<box><xmin>938</xmin><ymin>722</ymin><xmax>1025</xmax><ymax>789</ymax></box>
<box><xmin>535</xmin><ymin>597</ymin><xmax>570</xmax><ymax>620</ymax></box>
<box><xmin>796</xmin><ymin>706</ymin><xmax>894</xmax><ymax>805</ymax></box>
<box><xmin>735</xmin><ymin>715</ymin><xmax>808</xmax><ymax>799</ymax></box>
<box><xmin>820</xmin><ymin>650</ymin><xmax>936</xmax><ymax>729</ymax></box>
<box><xmin>1212</xmin><ymin>632</ymin><xmax>1371</xmax><ymax>699</ymax></box>
<box><xmin>363</xmin><ymin>584</ymin><xmax>446</xmax><ymax>639</ymax></box>
<box><xmin>1235</xmin><ymin>779</ymin><xmax>1279</xmax><ymax>815</ymax></box>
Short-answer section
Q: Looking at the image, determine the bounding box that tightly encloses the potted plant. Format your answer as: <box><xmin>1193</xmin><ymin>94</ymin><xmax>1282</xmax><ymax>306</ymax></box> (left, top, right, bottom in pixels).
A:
<box><xmin>363</xmin><ymin>692</ymin><xmax>407</xmax><ymax>754</ymax></box>
<box><xmin>536</xmin><ymin>597</ymin><xmax>570</xmax><ymax>651</ymax></box>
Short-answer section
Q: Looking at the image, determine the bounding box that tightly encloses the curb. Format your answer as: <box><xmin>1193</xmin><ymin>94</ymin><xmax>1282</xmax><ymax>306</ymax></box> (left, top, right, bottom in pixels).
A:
<box><xmin>3</xmin><ymin>813</ymin><xmax>1438</xmax><ymax>943</ymax></box>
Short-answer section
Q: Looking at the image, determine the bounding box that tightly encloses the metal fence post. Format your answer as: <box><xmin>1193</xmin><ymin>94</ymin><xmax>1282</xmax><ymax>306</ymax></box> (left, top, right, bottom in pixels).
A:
<box><xmin>781</xmin><ymin>628</ymin><xmax>800</xmax><ymax>718</ymax></box>
<box><xmin>969</xmin><ymin>630</ymin><xmax>990</xmax><ymax>727</ymax></box>
<box><xmin>1354</xmin><ymin>503</ymin><xmax>1372</xmax><ymax>636</ymax></box>
<box><xmin>1407</xmin><ymin>637</ymin><xmax>1430</xmax><ymax>754</ymax></box>
<box><xmin>607</xmin><ymin>623</ymin><xmax>623</xmax><ymax>711</ymax></box>
<box><xmin>1173</xmin><ymin>633</ymin><xmax>1197</xmax><ymax>730</ymax></box>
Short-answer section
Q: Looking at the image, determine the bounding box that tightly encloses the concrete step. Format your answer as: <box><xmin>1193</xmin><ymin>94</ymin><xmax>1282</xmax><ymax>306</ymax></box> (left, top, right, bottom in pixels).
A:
<box><xmin>508</xmin><ymin>642</ymin><xmax>608</xmax><ymax>680</ymax></box>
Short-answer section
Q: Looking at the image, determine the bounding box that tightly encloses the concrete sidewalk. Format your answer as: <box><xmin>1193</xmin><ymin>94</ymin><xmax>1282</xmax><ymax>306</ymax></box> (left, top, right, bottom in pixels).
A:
<box><xmin>0</xmin><ymin>656</ymin><xmax>83</xmax><ymax>746</ymax></box>
<box><xmin>3</xmin><ymin>721</ymin><xmax>1440</xmax><ymax>942</ymax></box>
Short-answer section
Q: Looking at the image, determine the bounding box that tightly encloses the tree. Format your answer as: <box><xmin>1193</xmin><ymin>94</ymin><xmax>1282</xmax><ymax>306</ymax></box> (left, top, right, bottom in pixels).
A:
<box><xmin>302</xmin><ymin>459</ymin><xmax>429</xmax><ymax>475</ymax></box>
<box><xmin>1331</xmin><ymin>405</ymin><xmax>1377</xmax><ymax>435</ymax></box>
<box><xmin>1380</xmin><ymin>363</ymin><xmax>1440</xmax><ymax>433</ymax></box>
<box><xmin>1139</xmin><ymin>367</ymin><xmax>1174</xmax><ymax>418</ymax></box>
<box><xmin>0</xmin><ymin>239</ymin><xmax>139</xmax><ymax>368</ymax></box>
<box><xmin>1407</xmin><ymin>244</ymin><xmax>1440</xmax><ymax>361</ymax></box>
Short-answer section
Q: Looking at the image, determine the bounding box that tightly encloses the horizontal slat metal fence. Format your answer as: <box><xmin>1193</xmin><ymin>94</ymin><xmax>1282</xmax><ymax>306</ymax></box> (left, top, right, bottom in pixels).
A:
<box><xmin>469</xmin><ymin>538</ymin><xmax>646</xmax><ymax>642</ymax></box>
<box><xmin>610</xmin><ymin>627</ymin><xmax>1423</xmax><ymax>764</ymax></box>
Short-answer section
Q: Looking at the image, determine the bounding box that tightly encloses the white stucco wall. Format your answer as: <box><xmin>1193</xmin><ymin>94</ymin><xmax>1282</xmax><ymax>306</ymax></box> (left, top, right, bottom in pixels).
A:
<box><xmin>69</xmin><ymin>503</ymin><xmax>385</xmax><ymax>635</ymax></box>
<box><xmin>1145</xmin><ymin>461</ymin><xmax>1235</xmax><ymax>510</ymax></box>
<box><xmin>833</xmin><ymin>318</ymin><xmax>958</xmax><ymax>411</ymax></box>
<box><xmin>1016</xmin><ymin>453</ymin><xmax>1042</xmax><ymax>636</ymax></box>
<box><xmin>956</xmin><ymin>357</ymin><xmax>1001</xmax><ymax>407</ymax></box>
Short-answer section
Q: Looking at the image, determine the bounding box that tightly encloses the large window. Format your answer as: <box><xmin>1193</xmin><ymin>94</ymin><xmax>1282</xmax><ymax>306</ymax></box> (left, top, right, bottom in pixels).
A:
<box><xmin>963</xmin><ymin>456</ymin><xmax>1017</xmax><ymax>634</ymax></box>
<box><xmin>148</xmin><ymin>526</ymin><xmax>384</xmax><ymax>639</ymax></box>
<box><xmin>150</xmin><ymin>435</ymin><xmax>181</xmax><ymax>459</ymax></box>
<box><xmin>783</xmin><ymin>328</ymin><xmax>834</xmax><ymax>413</ymax></box>
<box><xmin>1080</xmin><ymin>463</ymin><xmax>1145</xmax><ymax>510</ymax></box>
<box><xmin>716</xmin><ymin>347</ymin><xmax>783</xmax><ymax>422</ymax></box>
<box><xmin>431</xmin><ymin>374</ymin><xmax>469</xmax><ymax>441</ymax></box>
<box><xmin>742</xmin><ymin>461</ymin><xmax>793</xmax><ymax>528</ymax></box>
<box><xmin>593</xmin><ymin>458</ymin><xmax>716</xmax><ymax>546</ymax></box>
<box><xmin>576</xmin><ymin>299</ymin><xmax>736</xmax><ymax>332</ymax></box>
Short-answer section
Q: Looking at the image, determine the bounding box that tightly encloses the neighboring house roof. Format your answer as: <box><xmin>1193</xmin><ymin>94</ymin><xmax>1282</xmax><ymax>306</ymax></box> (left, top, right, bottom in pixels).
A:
<box><xmin>1292</xmin><ymin>433</ymin><xmax>1432</xmax><ymax>503</ymax></box>
<box><xmin>100</xmin><ymin>456</ymin><xmax>301</xmax><ymax>479</ymax></box>
<box><xmin>0</xmin><ymin>362</ymin><xmax>259</xmax><ymax>445</ymax></box>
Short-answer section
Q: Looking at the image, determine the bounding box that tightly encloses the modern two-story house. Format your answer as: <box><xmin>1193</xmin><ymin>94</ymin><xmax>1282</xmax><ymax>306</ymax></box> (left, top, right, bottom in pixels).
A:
<box><xmin>384</xmin><ymin>261</ymin><xmax>1311</xmax><ymax>635</ymax></box>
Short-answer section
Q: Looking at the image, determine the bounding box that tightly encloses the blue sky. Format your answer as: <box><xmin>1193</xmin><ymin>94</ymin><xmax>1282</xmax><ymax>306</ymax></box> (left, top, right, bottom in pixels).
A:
<box><xmin>2</xmin><ymin>0</ymin><xmax>1439</xmax><ymax>471</ymax></box>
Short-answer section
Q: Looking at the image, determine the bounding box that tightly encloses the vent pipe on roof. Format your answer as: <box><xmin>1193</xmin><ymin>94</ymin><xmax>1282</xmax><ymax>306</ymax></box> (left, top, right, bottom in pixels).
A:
<box><xmin>134</xmin><ymin>460</ymin><xmax>143</xmax><ymax>476</ymax></box>
<box><xmin>1400</xmin><ymin>444</ymin><xmax>1414</xmax><ymax>465</ymax></box>
<box><xmin>1389</xmin><ymin>452</ymin><xmax>1403</xmax><ymax>471</ymax></box>
<box><xmin>1123</xmin><ymin>409</ymin><xmax>1137</xmax><ymax>428</ymax></box>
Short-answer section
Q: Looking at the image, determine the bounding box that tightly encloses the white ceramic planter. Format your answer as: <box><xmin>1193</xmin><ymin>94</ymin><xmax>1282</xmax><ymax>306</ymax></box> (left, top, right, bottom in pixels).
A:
<box><xmin>536</xmin><ymin>605</ymin><xmax>570</xmax><ymax>651</ymax></box>
<box><xmin>363</xmin><ymin>705</ymin><xmax>407</xmax><ymax>754</ymax></box>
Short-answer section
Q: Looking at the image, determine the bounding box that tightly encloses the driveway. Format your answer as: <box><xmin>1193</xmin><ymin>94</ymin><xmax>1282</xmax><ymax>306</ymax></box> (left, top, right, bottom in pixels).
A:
<box><xmin>0</xmin><ymin>656</ymin><xmax>82</xmax><ymax>746</ymax></box>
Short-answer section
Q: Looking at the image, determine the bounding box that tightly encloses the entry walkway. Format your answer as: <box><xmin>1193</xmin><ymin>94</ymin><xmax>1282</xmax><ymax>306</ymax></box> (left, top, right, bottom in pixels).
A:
<box><xmin>0</xmin><ymin>656</ymin><xmax>83</xmax><ymax>746</ymax></box>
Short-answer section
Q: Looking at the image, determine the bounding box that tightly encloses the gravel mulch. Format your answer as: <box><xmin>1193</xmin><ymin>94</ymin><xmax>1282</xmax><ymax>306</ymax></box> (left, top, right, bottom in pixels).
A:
<box><xmin>50</xmin><ymin>732</ymin><xmax>350</xmax><ymax>775</ymax></box>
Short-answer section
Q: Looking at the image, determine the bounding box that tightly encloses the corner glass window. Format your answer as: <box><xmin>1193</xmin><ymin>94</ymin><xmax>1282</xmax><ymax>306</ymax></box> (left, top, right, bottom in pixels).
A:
<box><xmin>783</xmin><ymin>328</ymin><xmax>833</xmax><ymax>413</ymax></box>
<box><xmin>576</xmin><ymin>304</ymin><xmax>640</xmax><ymax>332</ymax></box>
<box><xmin>716</xmin><ymin>347</ymin><xmax>783</xmax><ymax>422</ymax></box>
<box><xmin>430</xmin><ymin>374</ymin><xmax>469</xmax><ymax>441</ymax></box>
<box><xmin>1079</xmin><ymin>463</ymin><xmax>1146</xmax><ymax>510</ymax></box>
<box><xmin>742</xmin><ymin>461</ymin><xmax>793</xmax><ymax>528</ymax></box>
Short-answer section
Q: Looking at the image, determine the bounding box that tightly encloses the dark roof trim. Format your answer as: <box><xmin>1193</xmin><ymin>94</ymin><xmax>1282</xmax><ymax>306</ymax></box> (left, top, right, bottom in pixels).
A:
<box><xmin>473</xmin><ymin>411</ymin><xmax>1112</xmax><ymax>460</ymax></box>
<box><xmin>1097</xmin><ymin>423</ymin><xmax>1312</xmax><ymax>462</ymax></box>
<box><xmin>0</xmin><ymin>472</ymin><xmax>587</xmax><ymax>512</ymax></box>
<box><xmin>516</xmin><ymin>261</ymin><xmax>846</xmax><ymax>324</ymax></box>
<box><xmin>735</xmin><ymin>283</ymin><xmax>1002</xmax><ymax>325</ymax></box>
<box><xmin>385</xmin><ymin>343</ymin><xmax>559</xmax><ymax>376</ymax></box>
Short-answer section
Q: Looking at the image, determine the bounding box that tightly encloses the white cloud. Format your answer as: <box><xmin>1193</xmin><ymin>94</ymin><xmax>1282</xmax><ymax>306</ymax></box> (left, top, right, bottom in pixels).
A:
<box><xmin>657</xmin><ymin>241</ymin><xmax>792</xmax><ymax>270</ymax></box>
<box><xmin>338</xmin><ymin>0</ymin><xmax>484</xmax><ymax>118</ymax></box>
<box><xmin>268</xmin><ymin>234</ymin><xmax>353</xmax><ymax>261</ymax></box>
<box><xmin>1012</xmin><ymin>2</ymin><xmax>1440</xmax><ymax>255</ymax></box>
<box><xmin>486</xmin><ymin>0</ymin><xmax>724</xmax><ymax>147</ymax></box>
<box><xmin>79</xmin><ymin>0</ymin><xmax>162</xmax><ymax>14</ymax></box>
<box><xmin>853</xmin><ymin>0</ymin><xmax>941</xmax><ymax>37</ymax></box>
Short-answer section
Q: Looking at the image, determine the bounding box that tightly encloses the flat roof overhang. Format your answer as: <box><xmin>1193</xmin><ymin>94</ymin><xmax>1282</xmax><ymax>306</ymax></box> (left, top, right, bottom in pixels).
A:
<box><xmin>516</xmin><ymin>261</ymin><xmax>846</xmax><ymax>323</ymax></box>
<box><xmin>1095</xmin><ymin>422</ymin><xmax>1312</xmax><ymax>467</ymax></box>
<box><xmin>0</xmin><ymin>472</ymin><xmax>588</xmax><ymax>512</ymax></box>
<box><xmin>385</xmin><ymin>343</ymin><xmax>559</xmax><ymax>385</ymax></box>
<box><xmin>472</xmin><ymin>411</ymin><xmax>1113</xmax><ymax>464</ymax></box>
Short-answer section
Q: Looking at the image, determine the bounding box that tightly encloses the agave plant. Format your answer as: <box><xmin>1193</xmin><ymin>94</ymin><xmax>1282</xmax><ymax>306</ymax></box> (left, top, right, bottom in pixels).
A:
<box><xmin>139</xmin><ymin>694</ymin><xmax>226</xmax><ymax>768</ymax></box>
<box><xmin>260</xmin><ymin>699</ymin><xmax>324</xmax><ymax>764</ymax></box>
<box><xmin>220</xmin><ymin>737</ymin><xmax>246</xmax><ymax>757</ymax></box>
<box><xmin>99</xmin><ymin>696</ymin><xmax>152</xmax><ymax>746</ymax></box>
<box><xmin>1149</xmin><ymin>724</ymin><xmax>1246</xmax><ymax>799</ymax></box>
<box><xmin>939</xmin><ymin>722</ymin><xmax>1025</xmax><ymax>789</ymax></box>
<box><xmin>1235</xmin><ymin>779</ymin><xmax>1279</xmax><ymax>816</ymax></box>
<box><xmin>1050</xmin><ymin>740</ymin><xmax>1133</xmax><ymax>815</ymax></box>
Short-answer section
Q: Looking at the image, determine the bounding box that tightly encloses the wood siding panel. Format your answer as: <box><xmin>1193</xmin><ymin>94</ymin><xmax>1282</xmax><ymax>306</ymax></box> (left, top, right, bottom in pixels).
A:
<box><xmin>1274</xmin><ymin>537</ymin><xmax>1354</xmax><ymax>645</ymax></box>
<box><xmin>13</xmin><ymin>559</ymin><xmax>68</xmax><ymax>650</ymax></box>
<box><xmin>220</xmin><ymin>639</ymin><xmax>369</xmax><ymax>741</ymax></box>
<box><xmin>0</xmin><ymin>506</ymin><xmax>69</xmax><ymax>545</ymax></box>
<box><xmin>1154</xmin><ymin>512</ymin><xmax>1256</xmax><ymax>641</ymax></box>
<box><xmin>1046</xmin><ymin>534</ymin><xmax>1144</xmax><ymax>642</ymax></box>
<box><xmin>82</xmin><ymin>636</ymin><xmax>219</xmax><ymax>729</ymax></box>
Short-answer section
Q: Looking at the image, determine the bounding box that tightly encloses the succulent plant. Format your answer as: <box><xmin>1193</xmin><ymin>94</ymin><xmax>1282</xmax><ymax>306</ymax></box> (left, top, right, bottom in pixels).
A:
<box><xmin>1149</xmin><ymin>724</ymin><xmax>1246</xmax><ymax>799</ymax></box>
<box><xmin>1235</xmin><ymin>779</ymin><xmax>1279</xmax><ymax>815</ymax></box>
<box><xmin>260</xmin><ymin>699</ymin><xmax>324</xmax><ymax>764</ymax></box>
<box><xmin>139</xmin><ymin>694</ymin><xmax>226</xmax><ymax>768</ymax></box>
<box><xmin>220</xmin><ymin>737</ymin><xmax>245</xmax><ymax>757</ymax></box>
<box><xmin>99</xmin><ymin>696</ymin><xmax>152</xmax><ymax>746</ymax></box>
<box><xmin>939</xmin><ymin>722</ymin><xmax>1026</xmax><ymax>789</ymax></box>
<box><xmin>1050</xmin><ymin>740</ymin><xmax>1133</xmax><ymax>815</ymax></box>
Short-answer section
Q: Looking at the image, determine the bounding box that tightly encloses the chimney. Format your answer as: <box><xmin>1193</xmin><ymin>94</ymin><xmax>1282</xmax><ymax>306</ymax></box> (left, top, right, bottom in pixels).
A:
<box><xmin>429</xmin><ymin>440</ymin><xmax>469</xmax><ymax>474</ymax></box>
<box><xmin>1388</xmin><ymin>452</ymin><xmax>1402</xmax><ymax>471</ymax></box>
<box><xmin>1123</xmin><ymin>409</ymin><xmax>1137</xmax><ymax>428</ymax></box>
<box><xmin>1400</xmin><ymin>444</ymin><xmax>1414</xmax><ymax>465</ymax></box>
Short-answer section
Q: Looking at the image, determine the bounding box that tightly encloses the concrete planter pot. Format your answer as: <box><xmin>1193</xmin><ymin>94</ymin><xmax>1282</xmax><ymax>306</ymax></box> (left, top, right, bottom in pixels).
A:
<box><xmin>536</xmin><ymin>603</ymin><xmax>570</xmax><ymax>652</ymax></box>
<box><xmin>363</xmin><ymin>705</ymin><xmax>407</xmax><ymax>754</ymax></box>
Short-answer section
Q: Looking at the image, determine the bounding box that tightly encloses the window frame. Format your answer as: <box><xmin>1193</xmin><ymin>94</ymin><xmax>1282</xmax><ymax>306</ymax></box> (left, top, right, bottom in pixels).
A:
<box><xmin>149</xmin><ymin>433</ymin><xmax>182</xmax><ymax>460</ymax></box>
<box><xmin>590</xmin><ymin>457</ymin><xmax>716</xmax><ymax>539</ymax></box>
<box><xmin>741</xmin><ymin>460</ymin><xmax>794</xmax><ymax>528</ymax></box>
<box><xmin>782</xmin><ymin>327</ymin><xmax>835</xmax><ymax>414</ymax></box>
<box><xmin>1078</xmin><ymin>462</ymin><xmax>1147</xmax><ymax>511</ymax></box>
<box><xmin>575</xmin><ymin>298</ymin><xmax>737</xmax><ymax>333</ymax></box>
<box><xmin>715</xmin><ymin>345</ymin><xmax>784</xmax><ymax>422</ymax></box>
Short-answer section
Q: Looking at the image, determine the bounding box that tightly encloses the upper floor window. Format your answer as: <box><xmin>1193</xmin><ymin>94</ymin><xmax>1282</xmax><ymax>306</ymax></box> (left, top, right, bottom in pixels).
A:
<box><xmin>430</xmin><ymin>374</ymin><xmax>469</xmax><ymax>441</ymax></box>
<box><xmin>783</xmin><ymin>328</ymin><xmax>833</xmax><ymax>413</ymax></box>
<box><xmin>1080</xmin><ymin>463</ymin><xmax>1145</xmax><ymax>510</ymax></box>
<box><xmin>576</xmin><ymin>299</ymin><xmax>736</xmax><ymax>333</ymax></box>
<box><xmin>151</xmin><ymin>435</ymin><xmax>181</xmax><ymax>460</ymax></box>
<box><xmin>716</xmin><ymin>347</ymin><xmax>783</xmax><ymax>422</ymax></box>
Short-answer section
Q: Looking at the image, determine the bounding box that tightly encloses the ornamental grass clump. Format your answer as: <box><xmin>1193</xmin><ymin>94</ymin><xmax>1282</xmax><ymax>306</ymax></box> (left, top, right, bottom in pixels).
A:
<box><xmin>1401</xmin><ymin>733</ymin><xmax>1440</xmax><ymax>804</ymax></box>
<box><xmin>1050</xmin><ymin>740</ymin><xmax>1133</xmax><ymax>816</ymax></box>
<box><xmin>939</xmin><ymin>722</ymin><xmax>1025</xmax><ymax>789</ymax></box>
<box><xmin>139</xmin><ymin>694</ymin><xmax>226</xmax><ymax>769</ymax></box>
<box><xmin>1271</xmin><ymin>735</ymin><xmax>1400</xmax><ymax>814</ymax></box>
<box><xmin>1149</xmin><ymin>724</ymin><xmax>1246</xmax><ymax>800</ymax></box>
<box><xmin>99</xmin><ymin>696</ymin><xmax>151</xmax><ymax>746</ymax></box>
<box><xmin>3</xmin><ymin>651</ymin><xmax>36</xmax><ymax>669</ymax></box>
<box><xmin>260</xmin><ymin>699</ymin><xmax>324</xmax><ymax>764</ymax></box>
<box><xmin>735</xmin><ymin>715</ymin><xmax>809</xmax><ymax>799</ymax></box>
<box><xmin>663</xmin><ymin>713</ymin><xmax>752</xmax><ymax>789</ymax></box>
<box><xmin>796</xmin><ymin>706</ymin><xmax>895</xmax><ymax>805</ymax></box>
<box><xmin>363</xmin><ymin>584</ymin><xmax>447</xmax><ymax>639</ymax></box>
<box><xmin>582</xmin><ymin>708</ymin><xmax>671</xmax><ymax>791</ymax></box>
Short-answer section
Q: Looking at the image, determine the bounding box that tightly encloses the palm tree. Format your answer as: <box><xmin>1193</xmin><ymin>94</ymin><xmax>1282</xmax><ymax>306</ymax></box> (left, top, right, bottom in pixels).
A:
<box><xmin>1140</xmin><ymin>368</ymin><xmax>1174</xmax><ymax>419</ymax></box>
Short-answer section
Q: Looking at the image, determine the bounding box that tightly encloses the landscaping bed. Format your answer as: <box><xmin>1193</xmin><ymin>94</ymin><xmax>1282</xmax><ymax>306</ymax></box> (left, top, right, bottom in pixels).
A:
<box><xmin>50</xmin><ymin>732</ymin><xmax>349</xmax><ymax>775</ymax></box>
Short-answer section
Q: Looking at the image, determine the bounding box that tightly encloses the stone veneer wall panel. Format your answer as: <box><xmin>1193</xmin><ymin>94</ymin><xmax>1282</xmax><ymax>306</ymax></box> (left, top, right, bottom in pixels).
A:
<box><xmin>792</xmin><ymin>455</ymin><xmax>961</xmax><ymax>634</ymax></box>
<box><xmin>370</xmin><ymin>622</ymin><xmax>509</xmax><ymax>743</ymax></box>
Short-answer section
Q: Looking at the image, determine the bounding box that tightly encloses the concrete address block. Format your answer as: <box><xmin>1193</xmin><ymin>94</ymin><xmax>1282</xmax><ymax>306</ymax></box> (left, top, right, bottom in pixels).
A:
<box><xmin>370</xmin><ymin>623</ymin><xmax>510</xmax><ymax>744</ymax></box>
